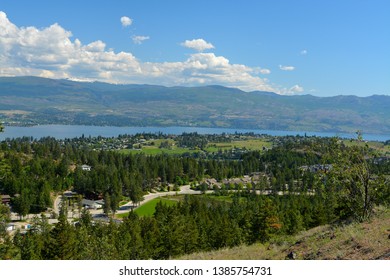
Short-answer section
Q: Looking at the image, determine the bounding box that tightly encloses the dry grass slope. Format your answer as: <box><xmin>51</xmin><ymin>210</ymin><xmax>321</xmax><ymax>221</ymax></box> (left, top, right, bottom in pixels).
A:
<box><xmin>178</xmin><ymin>207</ymin><xmax>390</xmax><ymax>260</ymax></box>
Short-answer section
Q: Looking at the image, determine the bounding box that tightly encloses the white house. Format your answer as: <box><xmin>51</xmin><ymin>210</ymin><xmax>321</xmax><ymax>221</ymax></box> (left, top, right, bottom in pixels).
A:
<box><xmin>6</xmin><ymin>224</ymin><xmax>16</xmax><ymax>231</ymax></box>
<box><xmin>82</xmin><ymin>199</ymin><xmax>103</xmax><ymax>209</ymax></box>
<box><xmin>81</xmin><ymin>164</ymin><xmax>92</xmax><ymax>171</ymax></box>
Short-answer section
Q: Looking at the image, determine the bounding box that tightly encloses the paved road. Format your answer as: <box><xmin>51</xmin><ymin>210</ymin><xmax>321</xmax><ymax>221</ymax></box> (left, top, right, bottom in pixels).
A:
<box><xmin>7</xmin><ymin>185</ymin><xmax>204</xmax><ymax>228</ymax></box>
<box><xmin>53</xmin><ymin>185</ymin><xmax>291</xmax><ymax>218</ymax></box>
<box><xmin>9</xmin><ymin>185</ymin><xmax>306</xmax><ymax>228</ymax></box>
<box><xmin>114</xmin><ymin>185</ymin><xmax>205</xmax><ymax>215</ymax></box>
<box><xmin>11</xmin><ymin>185</ymin><xmax>306</xmax><ymax>223</ymax></box>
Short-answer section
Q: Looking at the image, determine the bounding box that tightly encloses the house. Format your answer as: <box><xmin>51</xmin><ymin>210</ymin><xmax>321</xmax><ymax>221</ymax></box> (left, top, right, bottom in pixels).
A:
<box><xmin>204</xmin><ymin>178</ymin><xmax>218</xmax><ymax>188</ymax></box>
<box><xmin>63</xmin><ymin>191</ymin><xmax>78</xmax><ymax>198</ymax></box>
<box><xmin>300</xmin><ymin>164</ymin><xmax>332</xmax><ymax>173</ymax></box>
<box><xmin>6</xmin><ymin>224</ymin><xmax>16</xmax><ymax>231</ymax></box>
<box><xmin>1</xmin><ymin>194</ymin><xmax>11</xmax><ymax>205</ymax></box>
<box><xmin>81</xmin><ymin>164</ymin><xmax>92</xmax><ymax>171</ymax></box>
<box><xmin>82</xmin><ymin>199</ymin><xmax>103</xmax><ymax>209</ymax></box>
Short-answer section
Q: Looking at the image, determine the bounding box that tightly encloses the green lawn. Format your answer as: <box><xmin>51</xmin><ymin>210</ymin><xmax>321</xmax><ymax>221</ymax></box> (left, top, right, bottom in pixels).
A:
<box><xmin>119</xmin><ymin>139</ymin><xmax>194</xmax><ymax>155</ymax></box>
<box><xmin>119</xmin><ymin>136</ymin><xmax>273</xmax><ymax>155</ymax></box>
<box><xmin>135</xmin><ymin>197</ymin><xmax>178</xmax><ymax>216</ymax></box>
<box><xmin>117</xmin><ymin>197</ymin><xmax>179</xmax><ymax>218</ymax></box>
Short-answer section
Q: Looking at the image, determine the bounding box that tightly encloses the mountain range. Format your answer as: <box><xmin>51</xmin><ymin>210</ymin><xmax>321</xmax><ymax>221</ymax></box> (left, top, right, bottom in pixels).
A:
<box><xmin>0</xmin><ymin>76</ymin><xmax>389</xmax><ymax>134</ymax></box>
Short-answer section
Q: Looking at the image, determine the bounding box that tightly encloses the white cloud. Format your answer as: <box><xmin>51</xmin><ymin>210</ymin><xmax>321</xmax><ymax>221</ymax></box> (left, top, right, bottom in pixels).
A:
<box><xmin>300</xmin><ymin>49</ymin><xmax>307</xmax><ymax>55</ymax></box>
<box><xmin>290</xmin><ymin>85</ymin><xmax>304</xmax><ymax>92</ymax></box>
<box><xmin>120</xmin><ymin>16</ymin><xmax>132</xmax><ymax>27</ymax></box>
<box><xmin>279</xmin><ymin>65</ymin><xmax>295</xmax><ymax>71</ymax></box>
<box><xmin>0</xmin><ymin>11</ymin><xmax>302</xmax><ymax>94</ymax></box>
<box><xmin>286</xmin><ymin>85</ymin><xmax>304</xmax><ymax>94</ymax></box>
<box><xmin>181</xmin><ymin>38</ymin><xmax>215</xmax><ymax>52</ymax></box>
<box><xmin>140</xmin><ymin>52</ymin><xmax>276</xmax><ymax>92</ymax></box>
<box><xmin>132</xmin><ymin>35</ymin><xmax>150</xmax><ymax>44</ymax></box>
<box><xmin>277</xmin><ymin>85</ymin><xmax>304</xmax><ymax>95</ymax></box>
<box><xmin>254</xmin><ymin>67</ymin><xmax>271</xmax><ymax>75</ymax></box>
<box><xmin>85</xmin><ymin>40</ymin><xmax>106</xmax><ymax>52</ymax></box>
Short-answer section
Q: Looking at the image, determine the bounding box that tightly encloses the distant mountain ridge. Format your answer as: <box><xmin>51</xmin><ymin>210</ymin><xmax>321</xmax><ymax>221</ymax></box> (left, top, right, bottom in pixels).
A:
<box><xmin>0</xmin><ymin>76</ymin><xmax>389</xmax><ymax>134</ymax></box>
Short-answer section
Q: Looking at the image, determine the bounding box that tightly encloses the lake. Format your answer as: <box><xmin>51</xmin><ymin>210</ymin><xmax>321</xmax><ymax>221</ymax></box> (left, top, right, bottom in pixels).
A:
<box><xmin>0</xmin><ymin>125</ymin><xmax>389</xmax><ymax>142</ymax></box>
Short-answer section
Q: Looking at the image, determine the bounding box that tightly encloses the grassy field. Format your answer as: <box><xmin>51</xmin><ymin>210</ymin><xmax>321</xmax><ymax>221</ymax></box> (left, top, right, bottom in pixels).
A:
<box><xmin>178</xmin><ymin>206</ymin><xmax>390</xmax><ymax>260</ymax></box>
<box><xmin>116</xmin><ymin>194</ymin><xmax>242</xmax><ymax>219</ymax></box>
<box><xmin>135</xmin><ymin>197</ymin><xmax>178</xmax><ymax>216</ymax></box>
<box><xmin>116</xmin><ymin>197</ymin><xmax>179</xmax><ymax>218</ymax></box>
<box><xmin>119</xmin><ymin>136</ymin><xmax>388</xmax><ymax>156</ymax></box>
<box><xmin>120</xmin><ymin>138</ymin><xmax>194</xmax><ymax>155</ymax></box>
<box><xmin>119</xmin><ymin>137</ymin><xmax>273</xmax><ymax>155</ymax></box>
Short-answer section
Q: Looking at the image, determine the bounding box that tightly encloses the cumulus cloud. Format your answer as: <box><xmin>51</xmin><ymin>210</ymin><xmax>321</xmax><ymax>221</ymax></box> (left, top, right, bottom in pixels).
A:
<box><xmin>0</xmin><ymin>11</ymin><xmax>301</xmax><ymax>94</ymax></box>
<box><xmin>0</xmin><ymin>12</ymin><xmax>141</xmax><ymax>81</ymax></box>
<box><xmin>132</xmin><ymin>35</ymin><xmax>150</xmax><ymax>44</ymax></box>
<box><xmin>120</xmin><ymin>16</ymin><xmax>132</xmax><ymax>27</ymax></box>
<box><xmin>279</xmin><ymin>84</ymin><xmax>304</xmax><ymax>95</ymax></box>
<box><xmin>181</xmin><ymin>38</ymin><xmax>215</xmax><ymax>52</ymax></box>
<box><xmin>254</xmin><ymin>68</ymin><xmax>271</xmax><ymax>75</ymax></box>
<box><xmin>290</xmin><ymin>85</ymin><xmax>304</xmax><ymax>93</ymax></box>
<box><xmin>140</xmin><ymin>52</ymin><xmax>275</xmax><ymax>92</ymax></box>
<box><xmin>279</xmin><ymin>65</ymin><xmax>295</xmax><ymax>71</ymax></box>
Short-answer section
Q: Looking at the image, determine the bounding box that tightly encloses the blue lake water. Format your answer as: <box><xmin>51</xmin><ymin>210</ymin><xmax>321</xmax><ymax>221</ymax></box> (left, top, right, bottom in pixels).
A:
<box><xmin>0</xmin><ymin>125</ymin><xmax>389</xmax><ymax>142</ymax></box>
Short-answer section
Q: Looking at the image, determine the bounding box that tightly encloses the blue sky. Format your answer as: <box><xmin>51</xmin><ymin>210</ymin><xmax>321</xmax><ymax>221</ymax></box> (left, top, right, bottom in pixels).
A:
<box><xmin>0</xmin><ymin>0</ymin><xmax>389</xmax><ymax>96</ymax></box>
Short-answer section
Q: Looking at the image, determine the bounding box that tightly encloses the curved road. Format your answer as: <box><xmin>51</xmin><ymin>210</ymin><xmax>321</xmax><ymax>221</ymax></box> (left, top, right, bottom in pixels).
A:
<box><xmin>115</xmin><ymin>185</ymin><xmax>206</xmax><ymax>215</ymax></box>
<box><xmin>53</xmin><ymin>185</ymin><xmax>208</xmax><ymax>218</ymax></box>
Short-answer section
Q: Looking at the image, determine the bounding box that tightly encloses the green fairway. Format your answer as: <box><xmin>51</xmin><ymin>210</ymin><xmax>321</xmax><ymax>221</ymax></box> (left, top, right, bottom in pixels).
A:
<box><xmin>119</xmin><ymin>136</ymin><xmax>273</xmax><ymax>155</ymax></box>
<box><xmin>119</xmin><ymin>139</ymin><xmax>194</xmax><ymax>155</ymax></box>
<box><xmin>133</xmin><ymin>197</ymin><xmax>179</xmax><ymax>217</ymax></box>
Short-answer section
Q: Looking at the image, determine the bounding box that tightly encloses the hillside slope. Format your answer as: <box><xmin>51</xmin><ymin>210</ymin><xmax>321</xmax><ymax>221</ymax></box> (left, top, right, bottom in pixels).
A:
<box><xmin>178</xmin><ymin>207</ymin><xmax>390</xmax><ymax>260</ymax></box>
<box><xmin>1</xmin><ymin>76</ymin><xmax>389</xmax><ymax>134</ymax></box>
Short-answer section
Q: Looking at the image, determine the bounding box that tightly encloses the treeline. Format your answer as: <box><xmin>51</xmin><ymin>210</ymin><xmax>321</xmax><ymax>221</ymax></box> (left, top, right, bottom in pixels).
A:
<box><xmin>1</xmin><ymin>135</ymin><xmax>389</xmax><ymax>217</ymax></box>
<box><xmin>5</xmin><ymin>191</ymin><xmax>342</xmax><ymax>260</ymax></box>
<box><xmin>0</xmin><ymin>136</ymin><xmax>318</xmax><ymax>215</ymax></box>
<box><xmin>0</xmin><ymin>134</ymin><xmax>389</xmax><ymax>260</ymax></box>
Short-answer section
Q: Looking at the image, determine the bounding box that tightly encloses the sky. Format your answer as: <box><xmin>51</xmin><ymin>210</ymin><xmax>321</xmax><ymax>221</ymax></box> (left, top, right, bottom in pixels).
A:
<box><xmin>0</xmin><ymin>0</ymin><xmax>389</xmax><ymax>96</ymax></box>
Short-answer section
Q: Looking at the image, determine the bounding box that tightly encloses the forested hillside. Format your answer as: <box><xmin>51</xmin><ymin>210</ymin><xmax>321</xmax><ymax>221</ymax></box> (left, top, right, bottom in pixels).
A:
<box><xmin>0</xmin><ymin>134</ymin><xmax>389</xmax><ymax>259</ymax></box>
<box><xmin>1</xmin><ymin>76</ymin><xmax>390</xmax><ymax>134</ymax></box>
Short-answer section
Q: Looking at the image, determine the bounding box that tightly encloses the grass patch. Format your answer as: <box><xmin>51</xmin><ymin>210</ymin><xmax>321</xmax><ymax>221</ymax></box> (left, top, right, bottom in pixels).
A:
<box><xmin>134</xmin><ymin>197</ymin><xmax>178</xmax><ymax>217</ymax></box>
<box><xmin>116</xmin><ymin>197</ymin><xmax>178</xmax><ymax>219</ymax></box>
<box><xmin>119</xmin><ymin>136</ymin><xmax>273</xmax><ymax>155</ymax></box>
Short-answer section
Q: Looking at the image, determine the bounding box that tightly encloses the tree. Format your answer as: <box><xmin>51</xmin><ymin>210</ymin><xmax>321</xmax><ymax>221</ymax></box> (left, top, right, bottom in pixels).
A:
<box><xmin>249</xmin><ymin>197</ymin><xmax>281</xmax><ymax>243</ymax></box>
<box><xmin>0</xmin><ymin>204</ymin><xmax>10</xmax><ymax>237</ymax></box>
<box><xmin>17</xmin><ymin>214</ymin><xmax>51</xmax><ymax>260</ymax></box>
<box><xmin>13</xmin><ymin>189</ymin><xmax>31</xmax><ymax>220</ymax></box>
<box><xmin>45</xmin><ymin>205</ymin><xmax>77</xmax><ymax>259</ymax></box>
<box><xmin>0</xmin><ymin>204</ymin><xmax>20</xmax><ymax>259</ymax></box>
<box><xmin>129</xmin><ymin>182</ymin><xmax>144</xmax><ymax>207</ymax></box>
<box><xmin>103</xmin><ymin>192</ymin><xmax>111</xmax><ymax>216</ymax></box>
<box><xmin>117</xmin><ymin>212</ymin><xmax>143</xmax><ymax>259</ymax></box>
<box><xmin>326</xmin><ymin>137</ymin><xmax>381</xmax><ymax>222</ymax></box>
